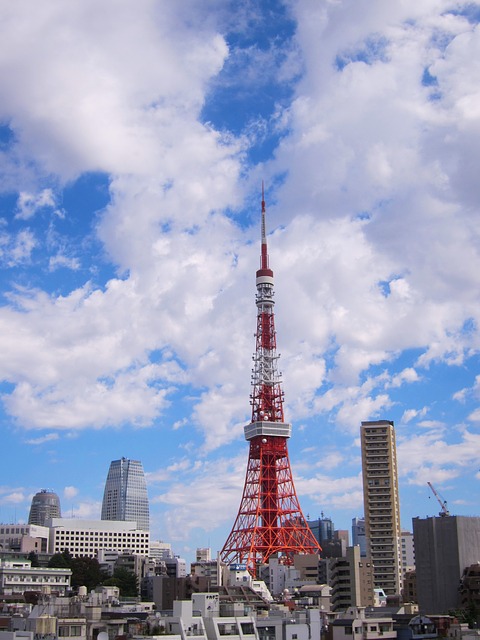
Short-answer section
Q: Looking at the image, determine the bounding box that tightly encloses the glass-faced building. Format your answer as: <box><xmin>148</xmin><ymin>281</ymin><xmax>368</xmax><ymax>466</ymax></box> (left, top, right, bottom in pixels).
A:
<box><xmin>101</xmin><ymin>458</ymin><xmax>150</xmax><ymax>532</ymax></box>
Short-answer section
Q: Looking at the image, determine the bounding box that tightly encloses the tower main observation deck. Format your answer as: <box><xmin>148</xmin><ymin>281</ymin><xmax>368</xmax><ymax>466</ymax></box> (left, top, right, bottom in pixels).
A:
<box><xmin>220</xmin><ymin>187</ymin><xmax>321</xmax><ymax>577</ymax></box>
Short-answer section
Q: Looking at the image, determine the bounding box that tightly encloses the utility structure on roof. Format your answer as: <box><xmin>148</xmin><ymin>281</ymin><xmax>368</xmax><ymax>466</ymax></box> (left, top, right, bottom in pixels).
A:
<box><xmin>220</xmin><ymin>186</ymin><xmax>321</xmax><ymax>577</ymax></box>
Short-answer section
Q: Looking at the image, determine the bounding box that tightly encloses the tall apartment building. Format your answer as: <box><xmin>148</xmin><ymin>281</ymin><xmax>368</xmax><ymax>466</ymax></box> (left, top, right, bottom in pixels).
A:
<box><xmin>28</xmin><ymin>489</ymin><xmax>61</xmax><ymax>526</ymax></box>
<box><xmin>413</xmin><ymin>515</ymin><xmax>480</xmax><ymax>614</ymax></box>
<box><xmin>361</xmin><ymin>420</ymin><xmax>402</xmax><ymax>595</ymax></box>
<box><xmin>101</xmin><ymin>457</ymin><xmax>150</xmax><ymax>531</ymax></box>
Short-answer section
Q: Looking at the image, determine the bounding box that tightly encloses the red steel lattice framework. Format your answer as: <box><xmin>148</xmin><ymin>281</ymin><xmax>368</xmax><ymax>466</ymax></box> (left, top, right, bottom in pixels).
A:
<box><xmin>220</xmin><ymin>186</ymin><xmax>321</xmax><ymax>577</ymax></box>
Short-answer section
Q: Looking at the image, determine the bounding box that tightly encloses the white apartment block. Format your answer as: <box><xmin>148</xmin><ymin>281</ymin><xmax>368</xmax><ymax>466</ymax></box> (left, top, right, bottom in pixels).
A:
<box><xmin>48</xmin><ymin>518</ymin><xmax>149</xmax><ymax>558</ymax></box>
<box><xmin>400</xmin><ymin>531</ymin><xmax>415</xmax><ymax>574</ymax></box>
<box><xmin>0</xmin><ymin>560</ymin><xmax>71</xmax><ymax>596</ymax></box>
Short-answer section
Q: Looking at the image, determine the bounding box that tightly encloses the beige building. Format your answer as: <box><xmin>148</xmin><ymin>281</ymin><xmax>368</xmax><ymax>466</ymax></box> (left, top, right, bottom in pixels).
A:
<box><xmin>361</xmin><ymin>420</ymin><xmax>402</xmax><ymax>595</ymax></box>
<box><xmin>329</xmin><ymin>546</ymin><xmax>374</xmax><ymax>611</ymax></box>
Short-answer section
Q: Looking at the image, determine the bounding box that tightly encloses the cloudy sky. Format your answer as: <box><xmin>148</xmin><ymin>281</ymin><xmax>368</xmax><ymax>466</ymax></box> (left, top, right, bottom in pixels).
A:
<box><xmin>1</xmin><ymin>0</ymin><xmax>480</xmax><ymax>565</ymax></box>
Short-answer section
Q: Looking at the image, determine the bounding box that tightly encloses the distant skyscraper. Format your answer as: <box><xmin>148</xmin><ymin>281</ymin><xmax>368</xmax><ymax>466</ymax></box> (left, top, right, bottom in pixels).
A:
<box><xmin>28</xmin><ymin>489</ymin><xmax>61</xmax><ymax>526</ymax></box>
<box><xmin>361</xmin><ymin>420</ymin><xmax>402</xmax><ymax>595</ymax></box>
<box><xmin>352</xmin><ymin>516</ymin><xmax>367</xmax><ymax>556</ymax></box>
<box><xmin>101</xmin><ymin>458</ymin><xmax>149</xmax><ymax>531</ymax></box>
<box><xmin>309</xmin><ymin>512</ymin><xmax>335</xmax><ymax>546</ymax></box>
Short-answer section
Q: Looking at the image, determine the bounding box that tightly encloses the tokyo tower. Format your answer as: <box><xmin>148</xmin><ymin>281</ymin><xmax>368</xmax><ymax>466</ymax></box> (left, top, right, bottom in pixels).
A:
<box><xmin>220</xmin><ymin>186</ymin><xmax>321</xmax><ymax>577</ymax></box>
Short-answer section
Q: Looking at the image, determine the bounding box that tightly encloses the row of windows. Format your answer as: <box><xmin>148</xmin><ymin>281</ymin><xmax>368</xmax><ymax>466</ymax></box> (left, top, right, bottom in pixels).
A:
<box><xmin>4</xmin><ymin>575</ymin><xmax>69</xmax><ymax>582</ymax></box>
<box><xmin>58</xmin><ymin>626</ymin><xmax>84</xmax><ymax>637</ymax></box>
<box><xmin>56</xmin><ymin>531</ymin><xmax>147</xmax><ymax>537</ymax></box>
<box><xmin>0</xmin><ymin>528</ymin><xmax>30</xmax><ymax>535</ymax></box>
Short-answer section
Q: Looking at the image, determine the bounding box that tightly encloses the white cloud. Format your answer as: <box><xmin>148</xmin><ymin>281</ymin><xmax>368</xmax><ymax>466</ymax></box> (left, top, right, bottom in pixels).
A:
<box><xmin>49</xmin><ymin>254</ymin><xmax>80</xmax><ymax>271</ymax></box>
<box><xmin>63</xmin><ymin>486</ymin><xmax>79</xmax><ymax>499</ymax></box>
<box><xmin>0</xmin><ymin>491</ymin><xmax>25</xmax><ymax>504</ymax></box>
<box><xmin>25</xmin><ymin>433</ymin><xmax>59</xmax><ymax>445</ymax></box>
<box><xmin>0</xmin><ymin>0</ymin><xmax>480</xmax><ymax>553</ymax></box>
<box><xmin>15</xmin><ymin>189</ymin><xmax>57</xmax><ymax>220</ymax></box>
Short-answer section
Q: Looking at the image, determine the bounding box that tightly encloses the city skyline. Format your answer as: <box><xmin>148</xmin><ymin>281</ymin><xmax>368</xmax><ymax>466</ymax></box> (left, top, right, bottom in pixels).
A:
<box><xmin>1</xmin><ymin>1</ymin><xmax>480</xmax><ymax>566</ymax></box>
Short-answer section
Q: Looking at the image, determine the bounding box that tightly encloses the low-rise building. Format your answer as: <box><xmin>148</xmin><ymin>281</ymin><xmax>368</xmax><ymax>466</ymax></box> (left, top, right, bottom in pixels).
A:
<box><xmin>0</xmin><ymin>560</ymin><xmax>71</xmax><ymax>597</ymax></box>
<box><xmin>328</xmin><ymin>607</ymin><xmax>396</xmax><ymax>640</ymax></box>
<box><xmin>0</xmin><ymin>525</ymin><xmax>50</xmax><ymax>554</ymax></box>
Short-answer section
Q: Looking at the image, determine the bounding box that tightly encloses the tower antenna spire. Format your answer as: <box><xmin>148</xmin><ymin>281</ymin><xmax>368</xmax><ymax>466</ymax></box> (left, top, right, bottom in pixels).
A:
<box><xmin>261</xmin><ymin>180</ymin><xmax>268</xmax><ymax>271</ymax></box>
<box><xmin>220</xmin><ymin>186</ymin><xmax>321</xmax><ymax>577</ymax></box>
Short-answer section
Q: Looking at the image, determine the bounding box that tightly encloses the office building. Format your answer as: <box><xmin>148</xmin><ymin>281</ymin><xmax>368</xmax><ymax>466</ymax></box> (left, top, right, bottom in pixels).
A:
<box><xmin>0</xmin><ymin>524</ymin><xmax>50</xmax><ymax>553</ymax></box>
<box><xmin>48</xmin><ymin>518</ymin><xmax>149</xmax><ymax>558</ymax></box>
<box><xmin>309</xmin><ymin>513</ymin><xmax>335</xmax><ymax>547</ymax></box>
<box><xmin>150</xmin><ymin>540</ymin><xmax>174</xmax><ymax>560</ymax></box>
<box><xmin>361</xmin><ymin>420</ymin><xmax>402</xmax><ymax>595</ymax></box>
<box><xmin>413</xmin><ymin>515</ymin><xmax>480</xmax><ymax>614</ymax></box>
<box><xmin>352</xmin><ymin>517</ymin><xmax>367</xmax><ymax>556</ymax></box>
<box><xmin>101</xmin><ymin>457</ymin><xmax>149</xmax><ymax>531</ymax></box>
<box><xmin>28</xmin><ymin>489</ymin><xmax>61</xmax><ymax>526</ymax></box>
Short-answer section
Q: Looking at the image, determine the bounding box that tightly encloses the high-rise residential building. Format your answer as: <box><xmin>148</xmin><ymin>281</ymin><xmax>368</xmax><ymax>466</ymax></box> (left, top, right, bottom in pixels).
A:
<box><xmin>28</xmin><ymin>489</ymin><xmax>61</xmax><ymax>526</ymax></box>
<box><xmin>413</xmin><ymin>515</ymin><xmax>480</xmax><ymax>614</ymax></box>
<box><xmin>352</xmin><ymin>517</ymin><xmax>367</xmax><ymax>556</ymax></box>
<box><xmin>101</xmin><ymin>458</ymin><xmax>149</xmax><ymax>531</ymax></box>
<box><xmin>361</xmin><ymin>420</ymin><xmax>402</xmax><ymax>595</ymax></box>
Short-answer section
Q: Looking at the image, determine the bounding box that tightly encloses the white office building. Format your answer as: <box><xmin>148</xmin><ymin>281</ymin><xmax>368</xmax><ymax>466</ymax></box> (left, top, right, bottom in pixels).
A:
<box><xmin>48</xmin><ymin>518</ymin><xmax>149</xmax><ymax>558</ymax></box>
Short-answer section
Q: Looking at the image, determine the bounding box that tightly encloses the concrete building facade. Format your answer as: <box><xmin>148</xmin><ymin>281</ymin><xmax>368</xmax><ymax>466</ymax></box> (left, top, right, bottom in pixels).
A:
<box><xmin>401</xmin><ymin>531</ymin><xmax>415</xmax><ymax>576</ymax></box>
<box><xmin>0</xmin><ymin>560</ymin><xmax>71</xmax><ymax>596</ymax></box>
<box><xmin>329</xmin><ymin>546</ymin><xmax>374</xmax><ymax>612</ymax></box>
<box><xmin>361</xmin><ymin>420</ymin><xmax>402</xmax><ymax>595</ymax></box>
<box><xmin>0</xmin><ymin>525</ymin><xmax>50</xmax><ymax>554</ymax></box>
<box><xmin>413</xmin><ymin>515</ymin><xmax>480</xmax><ymax>614</ymax></box>
<box><xmin>48</xmin><ymin>518</ymin><xmax>149</xmax><ymax>558</ymax></box>
<box><xmin>28</xmin><ymin>490</ymin><xmax>61</xmax><ymax>527</ymax></box>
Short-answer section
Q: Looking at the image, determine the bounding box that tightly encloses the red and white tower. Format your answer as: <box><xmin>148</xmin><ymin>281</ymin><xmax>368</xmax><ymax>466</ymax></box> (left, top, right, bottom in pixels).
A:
<box><xmin>221</xmin><ymin>187</ymin><xmax>320</xmax><ymax>577</ymax></box>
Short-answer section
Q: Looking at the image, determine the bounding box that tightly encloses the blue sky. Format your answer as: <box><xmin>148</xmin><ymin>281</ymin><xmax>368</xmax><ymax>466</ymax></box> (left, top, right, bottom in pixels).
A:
<box><xmin>1</xmin><ymin>0</ymin><xmax>480</xmax><ymax>566</ymax></box>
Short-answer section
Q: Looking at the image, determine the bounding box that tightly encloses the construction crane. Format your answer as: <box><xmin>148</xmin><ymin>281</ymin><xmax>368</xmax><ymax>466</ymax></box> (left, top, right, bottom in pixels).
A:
<box><xmin>427</xmin><ymin>481</ymin><xmax>450</xmax><ymax>517</ymax></box>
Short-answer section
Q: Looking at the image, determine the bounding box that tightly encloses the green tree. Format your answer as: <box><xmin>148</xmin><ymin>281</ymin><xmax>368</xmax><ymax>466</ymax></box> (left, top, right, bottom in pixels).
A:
<box><xmin>48</xmin><ymin>549</ymin><xmax>73</xmax><ymax>568</ymax></box>
<box><xmin>103</xmin><ymin>567</ymin><xmax>138</xmax><ymax>597</ymax></box>
<box><xmin>28</xmin><ymin>551</ymin><xmax>40</xmax><ymax>567</ymax></box>
<box><xmin>70</xmin><ymin>556</ymin><xmax>104</xmax><ymax>592</ymax></box>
